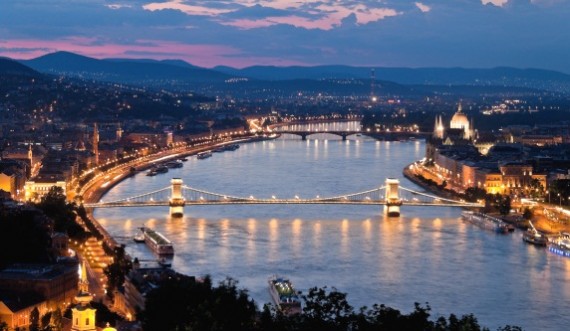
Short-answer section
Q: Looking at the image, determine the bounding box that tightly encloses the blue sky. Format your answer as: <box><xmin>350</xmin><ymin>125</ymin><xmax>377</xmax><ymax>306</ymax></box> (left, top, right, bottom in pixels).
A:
<box><xmin>0</xmin><ymin>0</ymin><xmax>569</xmax><ymax>71</ymax></box>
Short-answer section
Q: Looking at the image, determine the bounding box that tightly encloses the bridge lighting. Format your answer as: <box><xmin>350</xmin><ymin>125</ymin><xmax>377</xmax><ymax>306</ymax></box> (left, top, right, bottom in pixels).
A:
<box><xmin>250</xmin><ymin>195</ymin><xmax>254</xmax><ymax>200</ymax></box>
<box><xmin>200</xmin><ymin>196</ymin><xmax>204</xmax><ymax>200</ymax></box>
<box><xmin>365</xmin><ymin>196</ymin><xmax>371</xmax><ymax>200</ymax></box>
<box><xmin>295</xmin><ymin>195</ymin><xmax>300</xmax><ymax>200</ymax></box>
<box><xmin>316</xmin><ymin>195</ymin><xmax>320</xmax><ymax>199</ymax></box>
<box><xmin>272</xmin><ymin>195</ymin><xmax>276</xmax><ymax>200</ymax></box>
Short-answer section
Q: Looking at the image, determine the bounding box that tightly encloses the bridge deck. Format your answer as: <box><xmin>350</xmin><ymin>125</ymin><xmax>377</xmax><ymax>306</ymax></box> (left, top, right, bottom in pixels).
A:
<box><xmin>84</xmin><ymin>200</ymin><xmax>482</xmax><ymax>208</ymax></box>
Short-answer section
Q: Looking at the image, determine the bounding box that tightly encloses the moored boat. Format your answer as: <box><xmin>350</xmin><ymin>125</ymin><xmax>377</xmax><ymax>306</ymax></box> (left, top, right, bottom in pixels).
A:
<box><xmin>268</xmin><ymin>275</ymin><xmax>302</xmax><ymax>314</ymax></box>
<box><xmin>462</xmin><ymin>211</ymin><xmax>509</xmax><ymax>234</ymax></box>
<box><xmin>197</xmin><ymin>151</ymin><xmax>212</xmax><ymax>159</ymax></box>
<box><xmin>133</xmin><ymin>229</ymin><xmax>145</xmax><ymax>243</ymax></box>
<box><xmin>522</xmin><ymin>221</ymin><xmax>548</xmax><ymax>246</ymax></box>
<box><xmin>142</xmin><ymin>227</ymin><xmax>174</xmax><ymax>256</ymax></box>
<box><xmin>165</xmin><ymin>160</ymin><xmax>183</xmax><ymax>168</ymax></box>
<box><xmin>548</xmin><ymin>233</ymin><xmax>570</xmax><ymax>257</ymax></box>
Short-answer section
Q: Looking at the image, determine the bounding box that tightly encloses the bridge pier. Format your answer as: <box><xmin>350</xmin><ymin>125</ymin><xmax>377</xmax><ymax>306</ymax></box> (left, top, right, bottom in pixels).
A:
<box><xmin>301</xmin><ymin>133</ymin><xmax>307</xmax><ymax>141</ymax></box>
<box><xmin>341</xmin><ymin>134</ymin><xmax>347</xmax><ymax>141</ymax></box>
<box><xmin>169</xmin><ymin>178</ymin><xmax>185</xmax><ymax>217</ymax></box>
<box><xmin>385</xmin><ymin>178</ymin><xmax>402</xmax><ymax>217</ymax></box>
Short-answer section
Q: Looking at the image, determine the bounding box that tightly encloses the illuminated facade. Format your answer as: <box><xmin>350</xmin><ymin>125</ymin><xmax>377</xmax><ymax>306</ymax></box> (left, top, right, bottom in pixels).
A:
<box><xmin>449</xmin><ymin>103</ymin><xmax>473</xmax><ymax>139</ymax></box>
<box><xmin>24</xmin><ymin>176</ymin><xmax>66</xmax><ymax>201</ymax></box>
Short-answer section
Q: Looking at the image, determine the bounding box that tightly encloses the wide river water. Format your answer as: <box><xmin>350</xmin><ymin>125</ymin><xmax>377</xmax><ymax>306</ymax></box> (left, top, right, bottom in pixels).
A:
<box><xmin>95</xmin><ymin>122</ymin><xmax>570</xmax><ymax>330</ymax></box>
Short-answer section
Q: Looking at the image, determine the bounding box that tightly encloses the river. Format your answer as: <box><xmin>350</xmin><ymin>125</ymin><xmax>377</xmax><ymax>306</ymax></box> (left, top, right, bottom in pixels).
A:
<box><xmin>95</xmin><ymin>122</ymin><xmax>570</xmax><ymax>330</ymax></box>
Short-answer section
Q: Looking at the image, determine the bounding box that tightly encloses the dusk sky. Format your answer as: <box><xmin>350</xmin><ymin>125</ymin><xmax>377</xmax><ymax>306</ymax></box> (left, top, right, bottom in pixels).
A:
<box><xmin>1</xmin><ymin>0</ymin><xmax>569</xmax><ymax>71</ymax></box>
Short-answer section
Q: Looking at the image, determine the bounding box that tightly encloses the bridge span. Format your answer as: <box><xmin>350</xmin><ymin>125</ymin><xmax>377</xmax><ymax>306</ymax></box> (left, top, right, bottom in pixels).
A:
<box><xmin>83</xmin><ymin>178</ymin><xmax>482</xmax><ymax>217</ymax></box>
<box><xmin>275</xmin><ymin>129</ymin><xmax>430</xmax><ymax>141</ymax></box>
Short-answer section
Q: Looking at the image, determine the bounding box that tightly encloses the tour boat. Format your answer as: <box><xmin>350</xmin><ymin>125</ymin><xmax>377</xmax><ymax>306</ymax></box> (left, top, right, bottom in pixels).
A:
<box><xmin>548</xmin><ymin>233</ymin><xmax>570</xmax><ymax>257</ymax></box>
<box><xmin>461</xmin><ymin>211</ymin><xmax>509</xmax><ymax>234</ymax></box>
<box><xmin>268</xmin><ymin>276</ymin><xmax>302</xmax><ymax>314</ymax></box>
<box><xmin>142</xmin><ymin>227</ymin><xmax>174</xmax><ymax>256</ymax></box>
<box><xmin>197</xmin><ymin>151</ymin><xmax>212</xmax><ymax>159</ymax></box>
<box><xmin>522</xmin><ymin>221</ymin><xmax>548</xmax><ymax>246</ymax></box>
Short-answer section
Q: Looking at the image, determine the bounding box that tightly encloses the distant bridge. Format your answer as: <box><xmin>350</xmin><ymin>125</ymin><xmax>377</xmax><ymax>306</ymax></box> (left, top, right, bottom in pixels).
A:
<box><xmin>275</xmin><ymin>129</ymin><xmax>429</xmax><ymax>141</ymax></box>
<box><xmin>83</xmin><ymin>178</ymin><xmax>482</xmax><ymax>217</ymax></box>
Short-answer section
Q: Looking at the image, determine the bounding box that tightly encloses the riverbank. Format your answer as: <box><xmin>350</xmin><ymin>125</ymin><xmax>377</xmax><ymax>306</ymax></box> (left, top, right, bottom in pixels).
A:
<box><xmin>403</xmin><ymin>162</ymin><xmax>570</xmax><ymax>234</ymax></box>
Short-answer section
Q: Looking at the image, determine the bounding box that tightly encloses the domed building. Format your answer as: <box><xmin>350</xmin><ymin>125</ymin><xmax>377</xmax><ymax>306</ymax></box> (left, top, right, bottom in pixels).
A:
<box><xmin>449</xmin><ymin>103</ymin><xmax>473</xmax><ymax>140</ymax></box>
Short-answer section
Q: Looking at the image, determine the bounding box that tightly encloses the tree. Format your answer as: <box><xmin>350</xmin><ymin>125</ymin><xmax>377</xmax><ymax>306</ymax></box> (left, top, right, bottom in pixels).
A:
<box><xmin>302</xmin><ymin>286</ymin><xmax>354</xmax><ymax>331</ymax></box>
<box><xmin>29</xmin><ymin>307</ymin><xmax>40</xmax><ymax>331</ymax></box>
<box><xmin>41</xmin><ymin>311</ymin><xmax>52</xmax><ymax>331</ymax></box>
<box><xmin>51</xmin><ymin>307</ymin><xmax>63</xmax><ymax>331</ymax></box>
<box><xmin>464</xmin><ymin>187</ymin><xmax>487</xmax><ymax>202</ymax></box>
<box><xmin>523</xmin><ymin>207</ymin><xmax>533</xmax><ymax>221</ymax></box>
<box><xmin>499</xmin><ymin>195</ymin><xmax>511</xmax><ymax>216</ymax></box>
<box><xmin>35</xmin><ymin>186</ymin><xmax>85</xmax><ymax>238</ymax></box>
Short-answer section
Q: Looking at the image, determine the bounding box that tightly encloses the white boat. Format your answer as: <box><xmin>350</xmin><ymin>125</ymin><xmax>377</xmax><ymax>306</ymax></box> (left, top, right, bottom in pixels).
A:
<box><xmin>549</xmin><ymin>233</ymin><xmax>570</xmax><ymax>257</ymax></box>
<box><xmin>142</xmin><ymin>227</ymin><xmax>174</xmax><ymax>256</ymax></box>
<box><xmin>268</xmin><ymin>275</ymin><xmax>302</xmax><ymax>314</ymax></box>
<box><xmin>462</xmin><ymin>211</ymin><xmax>509</xmax><ymax>234</ymax></box>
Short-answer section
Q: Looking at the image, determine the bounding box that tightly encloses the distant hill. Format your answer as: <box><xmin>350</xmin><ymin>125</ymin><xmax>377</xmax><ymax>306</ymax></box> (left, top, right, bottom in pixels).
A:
<box><xmin>14</xmin><ymin>52</ymin><xmax>570</xmax><ymax>93</ymax></box>
<box><xmin>21</xmin><ymin>51</ymin><xmax>230</xmax><ymax>84</ymax></box>
<box><xmin>0</xmin><ymin>58</ymin><xmax>41</xmax><ymax>77</ymax></box>
<box><xmin>214</xmin><ymin>65</ymin><xmax>570</xmax><ymax>92</ymax></box>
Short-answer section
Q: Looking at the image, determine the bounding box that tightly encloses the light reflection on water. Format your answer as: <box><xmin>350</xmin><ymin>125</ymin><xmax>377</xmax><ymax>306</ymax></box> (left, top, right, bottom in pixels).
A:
<box><xmin>95</xmin><ymin>123</ymin><xmax>570</xmax><ymax>330</ymax></box>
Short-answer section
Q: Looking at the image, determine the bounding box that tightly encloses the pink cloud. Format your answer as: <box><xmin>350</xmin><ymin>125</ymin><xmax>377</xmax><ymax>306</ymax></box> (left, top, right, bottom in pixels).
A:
<box><xmin>143</xmin><ymin>0</ymin><xmax>233</xmax><ymax>16</ymax></box>
<box><xmin>0</xmin><ymin>38</ymin><xmax>306</xmax><ymax>68</ymax></box>
<box><xmin>143</xmin><ymin>1</ymin><xmax>400</xmax><ymax>30</ymax></box>
<box><xmin>415</xmin><ymin>2</ymin><xmax>431</xmax><ymax>13</ymax></box>
<box><xmin>221</xmin><ymin>6</ymin><xmax>400</xmax><ymax>30</ymax></box>
<box><xmin>481</xmin><ymin>0</ymin><xmax>509</xmax><ymax>7</ymax></box>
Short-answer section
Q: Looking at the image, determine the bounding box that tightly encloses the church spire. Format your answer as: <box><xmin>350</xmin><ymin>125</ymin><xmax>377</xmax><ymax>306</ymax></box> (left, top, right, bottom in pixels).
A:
<box><xmin>93</xmin><ymin>123</ymin><xmax>99</xmax><ymax>166</ymax></box>
<box><xmin>79</xmin><ymin>260</ymin><xmax>89</xmax><ymax>294</ymax></box>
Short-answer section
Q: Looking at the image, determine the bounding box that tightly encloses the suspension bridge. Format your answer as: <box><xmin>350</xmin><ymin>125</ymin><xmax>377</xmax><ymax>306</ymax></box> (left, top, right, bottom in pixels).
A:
<box><xmin>83</xmin><ymin>178</ymin><xmax>482</xmax><ymax>217</ymax></box>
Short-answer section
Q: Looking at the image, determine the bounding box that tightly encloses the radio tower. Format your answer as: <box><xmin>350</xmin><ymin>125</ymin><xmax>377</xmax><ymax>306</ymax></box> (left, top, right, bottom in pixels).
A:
<box><xmin>370</xmin><ymin>68</ymin><xmax>377</xmax><ymax>102</ymax></box>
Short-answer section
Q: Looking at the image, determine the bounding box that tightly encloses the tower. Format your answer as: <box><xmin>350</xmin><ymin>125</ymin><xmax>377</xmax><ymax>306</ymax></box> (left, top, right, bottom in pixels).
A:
<box><xmin>116</xmin><ymin>123</ymin><xmax>123</xmax><ymax>142</ymax></box>
<box><xmin>71</xmin><ymin>261</ymin><xmax>96</xmax><ymax>331</ymax></box>
<box><xmin>93</xmin><ymin>123</ymin><xmax>99</xmax><ymax>166</ymax></box>
<box><xmin>384</xmin><ymin>178</ymin><xmax>402</xmax><ymax>217</ymax></box>
<box><xmin>169</xmin><ymin>178</ymin><xmax>185</xmax><ymax>217</ymax></box>
<box><xmin>433</xmin><ymin>115</ymin><xmax>445</xmax><ymax>139</ymax></box>
<box><xmin>28</xmin><ymin>144</ymin><xmax>33</xmax><ymax>163</ymax></box>
<box><xmin>370</xmin><ymin>68</ymin><xmax>377</xmax><ymax>102</ymax></box>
